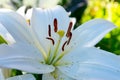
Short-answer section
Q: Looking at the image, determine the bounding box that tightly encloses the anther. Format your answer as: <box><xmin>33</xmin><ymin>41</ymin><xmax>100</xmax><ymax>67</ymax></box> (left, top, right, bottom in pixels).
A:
<box><xmin>66</xmin><ymin>22</ymin><xmax>73</xmax><ymax>37</ymax></box>
<box><xmin>48</xmin><ymin>25</ymin><xmax>51</xmax><ymax>37</ymax></box>
<box><xmin>27</xmin><ymin>19</ymin><xmax>30</xmax><ymax>25</ymax></box>
<box><xmin>62</xmin><ymin>41</ymin><xmax>67</xmax><ymax>51</ymax></box>
<box><xmin>67</xmin><ymin>32</ymin><xmax>72</xmax><ymax>45</ymax></box>
<box><xmin>54</xmin><ymin>18</ymin><xmax>58</xmax><ymax>32</ymax></box>
<box><xmin>46</xmin><ymin>37</ymin><xmax>55</xmax><ymax>45</ymax></box>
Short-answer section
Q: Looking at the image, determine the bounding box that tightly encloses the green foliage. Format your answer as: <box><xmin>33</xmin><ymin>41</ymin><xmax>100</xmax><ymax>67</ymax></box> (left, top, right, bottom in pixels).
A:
<box><xmin>0</xmin><ymin>35</ymin><xmax>7</xmax><ymax>44</ymax></box>
<box><xmin>81</xmin><ymin>0</ymin><xmax>120</xmax><ymax>55</ymax></box>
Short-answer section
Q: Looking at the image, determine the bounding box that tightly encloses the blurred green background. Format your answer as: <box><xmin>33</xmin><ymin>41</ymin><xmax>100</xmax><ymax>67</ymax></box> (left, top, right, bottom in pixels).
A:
<box><xmin>0</xmin><ymin>0</ymin><xmax>120</xmax><ymax>79</ymax></box>
<box><xmin>81</xmin><ymin>0</ymin><xmax>120</xmax><ymax>55</ymax></box>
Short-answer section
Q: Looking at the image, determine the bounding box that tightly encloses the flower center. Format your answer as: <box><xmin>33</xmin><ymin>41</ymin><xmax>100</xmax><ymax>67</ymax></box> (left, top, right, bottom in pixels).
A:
<box><xmin>45</xmin><ymin>18</ymin><xmax>73</xmax><ymax>66</ymax></box>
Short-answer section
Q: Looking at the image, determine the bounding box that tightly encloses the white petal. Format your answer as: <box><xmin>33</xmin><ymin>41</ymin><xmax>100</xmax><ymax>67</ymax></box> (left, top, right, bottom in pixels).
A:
<box><xmin>31</xmin><ymin>5</ymin><xmax>70</xmax><ymax>32</ymax></box>
<box><xmin>6</xmin><ymin>74</ymin><xmax>35</xmax><ymax>80</ymax></box>
<box><xmin>0</xmin><ymin>69</ymin><xmax>5</xmax><ymax>80</ymax></box>
<box><xmin>0</xmin><ymin>57</ymin><xmax>54</xmax><ymax>74</ymax></box>
<box><xmin>0</xmin><ymin>44</ymin><xmax>54</xmax><ymax>74</ymax></box>
<box><xmin>58</xmin><ymin>47</ymin><xmax>120</xmax><ymax>80</ymax></box>
<box><xmin>0</xmin><ymin>9</ymin><xmax>32</xmax><ymax>44</ymax></box>
<box><xmin>17</xmin><ymin>6</ymin><xmax>26</xmax><ymax>17</ymax></box>
<box><xmin>70</xmin><ymin>19</ymin><xmax>116</xmax><ymax>48</ymax></box>
<box><xmin>31</xmin><ymin>5</ymin><xmax>70</xmax><ymax>52</ymax></box>
<box><xmin>42</xmin><ymin>73</ymin><xmax>55</xmax><ymax>80</ymax></box>
<box><xmin>25</xmin><ymin>8</ymin><xmax>33</xmax><ymax>20</ymax></box>
<box><xmin>0</xmin><ymin>23</ymin><xmax>15</xmax><ymax>44</ymax></box>
<box><xmin>17</xmin><ymin>6</ymin><xmax>33</xmax><ymax>24</ymax></box>
<box><xmin>42</xmin><ymin>69</ymin><xmax>74</xmax><ymax>80</ymax></box>
<box><xmin>0</xmin><ymin>43</ymin><xmax>43</xmax><ymax>61</ymax></box>
<box><xmin>74</xmin><ymin>63</ymin><xmax>120</xmax><ymax>80</ymax></box>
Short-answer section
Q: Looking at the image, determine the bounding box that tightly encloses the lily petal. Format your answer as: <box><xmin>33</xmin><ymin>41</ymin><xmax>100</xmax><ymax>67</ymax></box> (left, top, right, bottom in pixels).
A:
<box><xmin>42</xmin><ymin>73</ymin><xmax>55</xmax><ymax>80</ymax></box>
<box><xmin>0</xmin><ymin>57</ymin><xmax>54</xmax><ymax>74</ymax></box>
<box><xmin>70</xmin><ymin>19</ymin><xmax>116</xmax><ymax>49</ymax></box>
<box><xmin>58</xmin><ymin>47</ymin><xmax>120</xmax><ymax>79</ymax></box>
<box><xmin>0</xmin><ymin>69</ymin><xmax>5</xmax><ymax>80</ymax></box>
<box><xmin>31</xmin><ymin>5</ymin><xmax>70</xmax><ymax>52</ymax></box>
<box><xmin>17</xmin><ymin>6</ymin><xmax>33</xmax><ymax>23</ymax></box>
<box><xmin>0</xmin><ymin>23</ymin><xmax>15</xmax><ymax>44</ymax></box>
<box><xmin>17</xmin><ymin>6</ymin><xmax>26</xmax><ymax>17</ymax></box>
<box><xmin>0</xmin><ymin>43</ymin><xmax>54</xmax><ymax>74</ymax></box>
<box><xmin>0</xmin><ymin>9</ymin><xmax>32</xmax><ymax>44</ymax></box>
<box><xmin>42</xmin><ymin>69</ymin><xmax>74</xmax><ymax>80</ymax></box>
<box><xmin>25</xmin><ymin>8</ymin><xmax>33</xmax><ymax>20</ymax></box>
<box><xmin>6</xmin><ymin>74</ymin><xmax>35</xmax><ymax>80</ymax></box>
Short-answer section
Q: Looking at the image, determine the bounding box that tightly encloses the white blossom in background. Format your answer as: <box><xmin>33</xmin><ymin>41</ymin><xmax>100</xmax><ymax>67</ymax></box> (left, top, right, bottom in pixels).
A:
<box><xmin>0</xmin><ymin>5</ymin><xmax>120</xmax><ymax>80</ymax></box>
<box><xmin>18</xmin><ymin>0</ymin><xmax>60</xmax><ymax>21</ymax></box>
<box><xmin>23</xmin><ymin>0</ymin><xmax>60</xmax><ymax>8</ymax></box>
<box><xmin>23</xmin><ymin>0</ymin><xmax>38</xmax><ymax>7</ymax></box>
<box><xmin>39</xmin><ymin>0</ymin><xmax>60</xmax><ymax>8</ymax></box>
<box><xmin>0</xmin><ymin>69</ymin><xmax>35</xmax><ymax>80</ymax></box>
<box><xmin>0</xmin><ymin>0</ymin><xmax>14</xmax><ymax>9</ymax></box>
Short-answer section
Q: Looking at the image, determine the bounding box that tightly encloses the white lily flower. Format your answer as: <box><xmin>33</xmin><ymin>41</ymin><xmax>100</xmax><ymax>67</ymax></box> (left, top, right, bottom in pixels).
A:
<box><xmin>23</xmin><ymin>0</ymin><xmax>38</xmax><ymax>7</ymax></box>
<box><xmin>0</xmin><ymin>5</ymin><xmax>120</xmax><ymax>80</ymax></box>
<box><xmin>0</xmin><ymin>69</ymin><xmax>35</xmax><ymax>80</ymax></box>
<box><xmin>0</xmin><ymin>0</ymin><xmax>14</xmax><ymax>9</ymax></box>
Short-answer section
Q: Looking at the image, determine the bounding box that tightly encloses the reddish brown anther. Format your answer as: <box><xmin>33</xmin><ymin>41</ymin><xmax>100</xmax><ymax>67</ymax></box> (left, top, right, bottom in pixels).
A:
<box><xmin>66</xmin><ymin>22</ymin><xmax>73</xmax><ymax>37</ymax></box>
<box><xmin>46</xmin><ymin>37</ymin><xmax>55</xmax><ymax>45</ymax></box>
<box><xmin>48</xmin><ymin>25</ymin><xmax>51</xmax><ymax>37</ymax></box>
<box><xmin>54</xmin><ymin>18</ymin><xmax>58</xmax><ymax>32</ymax></box>
<box><xmin>62</xmin><ymin>41</ymin><xmax>68</xmax><ymax>51</ymax></box>
<box><xmin>67</xmin><ymin>32</ymin><xmax>72</xmax><ymax>45</ymax></box>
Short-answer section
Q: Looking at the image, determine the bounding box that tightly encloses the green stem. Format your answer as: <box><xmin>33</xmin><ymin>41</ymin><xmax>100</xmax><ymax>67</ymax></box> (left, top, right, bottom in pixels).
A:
<box><xmin>48</xmin><ymin>37</ymin><xmax>61</xmax><ymax>64</ymax></box>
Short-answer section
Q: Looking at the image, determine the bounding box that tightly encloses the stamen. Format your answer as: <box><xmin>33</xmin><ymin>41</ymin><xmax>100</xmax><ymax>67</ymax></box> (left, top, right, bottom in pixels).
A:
<box><xmin>27</xmin><ymin>19</ymin><xmax>30</xmax><ymax>25</ymax></box>
<box><xmin>67</xmin><ymin>32</ymin><xmax>72</xmax><ymax>45</ymax></box>
<box><xmin>25</xmin><ymin>6</ymin><xmax>32</xmax><ymax>14</ymax></box>
<box><xmin>62</xmin><ymin>41</ymin><xmax>67</xmax><ymax>51</ymax></box>
<box><xmin>48</xmin><ymin>25</ymin><xmax>51</xmax><ymax>37</ymax></box>
<box><xmin>46</xmin><ymin>37</ymin><xmax>55</xmax><ymax>45</ymax></box>
<box><xmin>66</xmin><ymin>22</ymin><xmax>73</xmax><ymax>37</ymax></box>
<box><xmin>54</xmin><ymin>18</ymin><xmax>58</xmax><ymax>32</ymax></box>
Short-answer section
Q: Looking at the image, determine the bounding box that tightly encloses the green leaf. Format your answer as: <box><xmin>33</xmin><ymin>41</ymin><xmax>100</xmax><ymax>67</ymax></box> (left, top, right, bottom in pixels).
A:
<box><xmin>0</xmin><ymin>35</ymin><xmax>7</xmax><ymax>44</ymax></box>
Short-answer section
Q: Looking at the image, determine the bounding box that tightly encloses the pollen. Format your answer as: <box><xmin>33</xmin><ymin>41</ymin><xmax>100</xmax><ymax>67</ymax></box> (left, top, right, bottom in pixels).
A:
<box><xmin>26</xmin><ymin>19</ymin><xmax>30</xmax><ymax>25</ymax></box>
